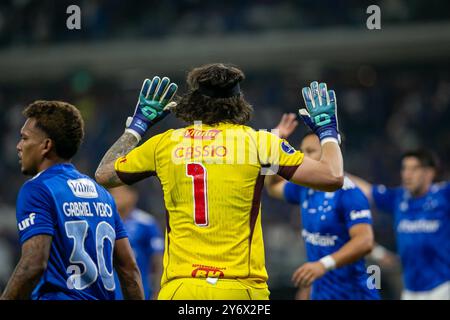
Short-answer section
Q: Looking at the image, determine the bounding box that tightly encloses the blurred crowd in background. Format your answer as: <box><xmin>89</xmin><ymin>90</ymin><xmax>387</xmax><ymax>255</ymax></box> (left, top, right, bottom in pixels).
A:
<box><xmin>1</xmin><ymin>0</ymin><xmax>449</xmax><ymax>299</ymax></box>
<box><xmin>1</xmin><ymin>0</ymin><xmax>450</xmax><ymax>47</ymax></box>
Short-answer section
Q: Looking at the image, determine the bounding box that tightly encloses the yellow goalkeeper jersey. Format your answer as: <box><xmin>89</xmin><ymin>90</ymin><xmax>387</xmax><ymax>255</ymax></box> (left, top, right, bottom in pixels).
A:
<box><xmin>114</xmin><ymin>123</ymin><xmax>304</xmax><ymax>288</ymax></box>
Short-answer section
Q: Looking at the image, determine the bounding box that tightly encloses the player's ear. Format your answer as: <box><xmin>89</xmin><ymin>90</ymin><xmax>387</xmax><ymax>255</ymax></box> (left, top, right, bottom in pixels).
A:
<box><xmin>428</xmin><ymin>167</ymin><xmax>437</xmax><ymax>181</ymax></box>
<box><xmin>41</xmin><ymin>138</ymin><xmax>54</xmax><ymax>157</ymax></box>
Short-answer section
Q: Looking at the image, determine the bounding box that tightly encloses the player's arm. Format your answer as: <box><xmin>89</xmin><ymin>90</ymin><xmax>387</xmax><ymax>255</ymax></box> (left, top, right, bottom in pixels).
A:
<box><xmin>113</xmin><ymin>238</ymin><xmax>145</xmax><ymax>300</ymax></box>
<box><xmin>95</xmin><ymin>77</ymin><xmax>178</xmax><ymax>188</ymax></box>
<box><xmin>348</xmin><ymin>176</ymin><xmax>399</xmax><ymax>214</ymax></box>
<box><xmin>290</xmin><ymin>82</ymin><xmax>343</xmax><ymax>192</ymax></box>
<box><xmin>265</xmin><ymin>175</ymin><xmax>288</xmax><ymax>200</ymax></box>
<box><xmin>96</xmin><ymin>132</ymin><xmax>140</xmax><ymax>188</ymax></box>
<box><xmin>346</xmin><ymin>173</ymin><xmax>374</xmax><ymax>203</ymax></box>
<box><xmin>292</xmin><ymin>224</ymin><xmax>374</xmax><ymax>288</ymax></box>
<box><xmin>1</xmin><ymin>235</ymin><xmax>52</xmax><ymax>300</ymax></box>
<box><xmin>150</xmin><ymin>253</ymin><xmax>163</xmax><ymax>300</ymax></box>
<box><xmin>291</xmin><ymin>143</ymin><xmax>343</xmax><ymax>192</ymax></box>
<box><xmin>265</xmin><ymin>113</ymin><xmax>298</xmax><ymax>199</ymax></box>
<box><xmin>328</xmin><ymin>223</ymin><xmax>374</xmax><ymax>267</ymax></box>
<box><xmin>368</xmin><ymin>243</ymin><xmax>400</xmax><ymax>269</ymax></box>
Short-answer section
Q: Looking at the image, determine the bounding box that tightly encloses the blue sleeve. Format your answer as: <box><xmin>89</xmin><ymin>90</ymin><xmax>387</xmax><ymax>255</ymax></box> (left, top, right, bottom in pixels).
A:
<box><xmin>111</xmin><ymin>200</ymin><xmax>128</xmax><ymax>240</ymax></box>
<box><xmin>339</xmin><ymin>186</ymin><xmax>373</xmax><ymax>230</ymax></box>
<box><xmin>372</xmin><ymin>184</ymin><xmax>398</xmax><ymax>214</ymax></box>
<box><xmin>16</xmin><ymin>181</ymin><xmax>55</xmax><ymax>245</ymax></box>
<box><xmin>442</xmin><ymin>182</ymin><xmax>450</xmax><ymax>199</ymax></box>
<box><xmin>283</xmin><ymin>182</ymin><xmax>303</xmax><ymax>205</ymax></box>
<box><xmin>147</xmin><ymin>221</ymin><xmax>164</xmax><ymax>255</ymax></box>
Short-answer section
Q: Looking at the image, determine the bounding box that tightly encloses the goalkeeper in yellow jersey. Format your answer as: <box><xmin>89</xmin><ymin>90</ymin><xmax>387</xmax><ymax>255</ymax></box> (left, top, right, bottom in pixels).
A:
<box><xmin>95</xmin><ymin>63</ymin><xmax>344</xmax><ymax>300</ymax></box>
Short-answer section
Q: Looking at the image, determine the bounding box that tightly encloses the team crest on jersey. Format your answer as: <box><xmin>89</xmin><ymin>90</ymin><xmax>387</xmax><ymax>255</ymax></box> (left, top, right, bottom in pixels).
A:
<box><xmin>281</xmin><ymin>141</ymin><xmax>295</xmax><ymax>154</ymax></box>
<box><xmin>67</xmin><ymin>178</ymin><xmax>98</xmax><ymax>198</ymax></box>
<box><xmin>184</xmin><ymin>128</ymin><xmax>221</xmax><ymax>140</ymax></box>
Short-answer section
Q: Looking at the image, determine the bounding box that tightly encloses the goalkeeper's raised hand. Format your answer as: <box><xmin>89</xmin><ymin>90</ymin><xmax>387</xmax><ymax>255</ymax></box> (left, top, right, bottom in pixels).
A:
<box><xmin>299</xmin><ymin>81</ymin><xmax>341</xmax><ymax>145</ymax></box>
<box><xmin>125</xmin><ymin>76</ymin><xmax>178</xmax><ymax>141</ymax></box>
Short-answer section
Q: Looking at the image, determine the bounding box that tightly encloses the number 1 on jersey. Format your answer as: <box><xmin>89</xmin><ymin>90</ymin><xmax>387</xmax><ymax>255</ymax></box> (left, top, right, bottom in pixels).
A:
<box><xmin>186</xmin><ymin>162</ymin><xmax>209</xmax><ymax>226</ymax></box>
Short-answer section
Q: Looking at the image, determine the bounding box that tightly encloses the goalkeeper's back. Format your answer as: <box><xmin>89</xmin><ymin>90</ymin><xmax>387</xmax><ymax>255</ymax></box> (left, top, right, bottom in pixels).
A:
<box><xmin>114</xmin><ymin>122</ymin><xmax>304</xmax><ymax>288</ymax></box>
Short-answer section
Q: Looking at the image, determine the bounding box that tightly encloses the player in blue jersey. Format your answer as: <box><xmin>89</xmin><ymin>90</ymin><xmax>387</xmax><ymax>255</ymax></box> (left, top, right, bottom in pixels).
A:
<box><xmin>0</xmin><ymin>101</ymin><xmax>144</xmax><ymax>300</ymax></box>
<box><xmin>348</xmin><ymin>149</ymin><xmax>450</xmax><ymax>300</ymax></box>
<box><xmin>265</xmin><ymin>114</ymin><xmax>379</xmax><ymax>300</ymax></box>
<box><xmin>110</xmin><ymin>185</ymin><xmax>164</xmax><ymax>300</ymax></box>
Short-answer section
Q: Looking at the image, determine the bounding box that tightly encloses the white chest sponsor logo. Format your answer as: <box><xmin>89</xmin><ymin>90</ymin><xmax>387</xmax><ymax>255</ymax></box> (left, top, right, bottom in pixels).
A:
<box><xmin>67</xmin><ymin>179</ymin><xmax>98</xmax><ymax>198</ymax></box>
<box><xmin>302</xmin><ymin>229</ymin><xmax>338</xmax><ymax>247</ymax></box>
<box><xmin>397</xmin><ymin>219</ymin><xmax>440</xmax><ymax>233</ymax></box>
<box><xmin>350</xmin><ymin>209</ymin><xmax>371</xmax><ymax>220</ymax></box>
<box><xmin>18</xmin><ymin>213</ymin><xmax>36</xmax><ymax>231</ymax></box>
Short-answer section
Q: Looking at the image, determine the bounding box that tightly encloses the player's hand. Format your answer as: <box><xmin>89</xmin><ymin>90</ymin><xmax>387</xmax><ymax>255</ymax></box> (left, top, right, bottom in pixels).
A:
<box><xmin>125</xmin><ymin>76</ymin><xmax>178</xmax><ymax>141</ymax></box>
<box><xmin>299</xmin><ymin>81</ymin><xmax>341</xmax><ymax>145</ymax></box>
<box><xmin>369</xmin><ymin>245</ymin><xmax>400</xmax><ymax>270</ymax></box>
<box><xmin>291</xmin><ymin>262</ymin><xmax>327</xmax><ymax>288</ymax></box>
<box><xmin>274</xmin><ymin>113</ymin><xmax>298</xmax><ymax>139</ymax></box>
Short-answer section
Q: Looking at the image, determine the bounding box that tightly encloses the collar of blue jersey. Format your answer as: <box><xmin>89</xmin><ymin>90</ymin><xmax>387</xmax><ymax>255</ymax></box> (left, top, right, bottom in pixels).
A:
<box><xmin>33</xmin><ymin>162</ymin><xmax>75</xmax><ymax>178</ymax></box>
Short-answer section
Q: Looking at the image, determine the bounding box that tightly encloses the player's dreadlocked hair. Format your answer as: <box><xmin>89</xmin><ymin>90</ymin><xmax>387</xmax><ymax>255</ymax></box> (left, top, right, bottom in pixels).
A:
<box><xmin>23</xmin><ymin>100</ymin><xmax>84</xmax><ymax>159</ymax></box>
<box><xmin>173</xmin><ymin>63</ymin><xmax>253</xmax><ymax>125</ymax></box>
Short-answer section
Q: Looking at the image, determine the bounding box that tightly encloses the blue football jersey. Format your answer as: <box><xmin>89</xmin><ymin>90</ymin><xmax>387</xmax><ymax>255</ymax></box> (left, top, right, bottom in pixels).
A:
<box><xmin>114</xmin><ymin>209</ymin><xmax>164</xmax><ymax>300</ymax></box>
<box><xmin>15</xmin><ymin>163</ymin><xmax>127</xmax><ymax>300</ymax></box>
<box><xmin>284</xmin><ymin>177</ymin><xmax>380</xmax><ymax>300</ymax></box>
<box><xmin>372</xmin><ymin>182</ymin><xmax>450</xmax><ymax>292</ymax></box>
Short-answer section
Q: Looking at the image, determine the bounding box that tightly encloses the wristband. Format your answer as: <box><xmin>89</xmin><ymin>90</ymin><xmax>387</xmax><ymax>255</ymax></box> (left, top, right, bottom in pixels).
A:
<box><xmin>125</xmin><ymin>128</ymin><xmax>142</xmax><ymax>142</ymax></box>
<box><xmin>319</xmin><ymin>255</ymin><xmax>336</xmax><ymax>271</ymax></box>
<box><xmin>320</xmin><ymin>137</ymin><xmax>340</xmax><ymax>146</ymax></box>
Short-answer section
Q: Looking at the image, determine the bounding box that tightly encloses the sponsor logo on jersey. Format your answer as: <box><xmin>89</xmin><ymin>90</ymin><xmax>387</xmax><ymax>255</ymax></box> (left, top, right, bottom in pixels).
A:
<box><xmin>191</xmin><ymin>264</ymin><xmax>226</xmax><ymax>278</ymax></box>
<box><xmin>397</xmin><ymin>219</ymin><xmax>440</xmax><ymax>233</ymax></box>
<box><xmin>18</xmin><ymin>212</ymin><xmax>36</xmax><ymax>231</ymax></box>
<box><xmin>67</xmin><ymin>178</ymin><xmax>98</xmax><ymax>198</ymax></box>
<box><xmin>184</xmin><ymin>128</ymin><xmax>221</xmax><ymax>140</ymax></box>
<box><xmin>302</xmin><ymin>229</ymin><xmax>338</xmax><ymax>246</ymax></box>
<box><xmin>350</xmin><ymin>209</ymin><xmax>371</xmax><ymax>220</ymax></box>
<box><xmin>281</xmin><ymin>141</ymin><xmax>295</xmax><ymax>154</ymax></box>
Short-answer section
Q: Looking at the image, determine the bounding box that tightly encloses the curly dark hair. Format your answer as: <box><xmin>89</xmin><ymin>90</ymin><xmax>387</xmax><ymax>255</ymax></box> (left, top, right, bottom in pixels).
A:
<box><xmin>173</xmin><ymin>63</ymin><xmax>253</xmax><ymax>125</ymax></box>
<box><xmin>23</xmin><ymin>100</ymin><xmax>85</xmax><ymax>159</ymax></box>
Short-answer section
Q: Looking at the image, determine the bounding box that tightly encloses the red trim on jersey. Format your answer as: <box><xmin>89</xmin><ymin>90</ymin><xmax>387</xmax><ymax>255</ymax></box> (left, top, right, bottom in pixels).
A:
<box><xmin>249</xmin><ymin>173</ymin><xmax>265</xmax><ymax>244</ymax></box>
<box><xmin>278</xmin><ymin>165</ymin><xmax>299</xmax><ymax>180</ymax></box>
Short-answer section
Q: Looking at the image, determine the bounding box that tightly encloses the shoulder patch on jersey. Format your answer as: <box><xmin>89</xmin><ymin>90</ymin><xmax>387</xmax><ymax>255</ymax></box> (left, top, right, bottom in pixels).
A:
<box><xmin>281</xmin><ymin>141</ymin><xmax>296</xmax><ymax>155</ymax></box>
<box><xmin>67</xmin><ymin>178</ymin><xmax>98</xmax><ymax>199</ymax></box>
<box><xmin>18</xmin><ymin>212</ymin><xmax>37</xmax><ymax>231</ymax></box>
<box><xmin>342</xmin><ymin>176</ymin><xmax>356</xmax><ymax>190</ymax></box>
<box><xmin>350</xmin><ymin>209</ymin><xmax>371</xmax><ymax>220</ymax></box>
